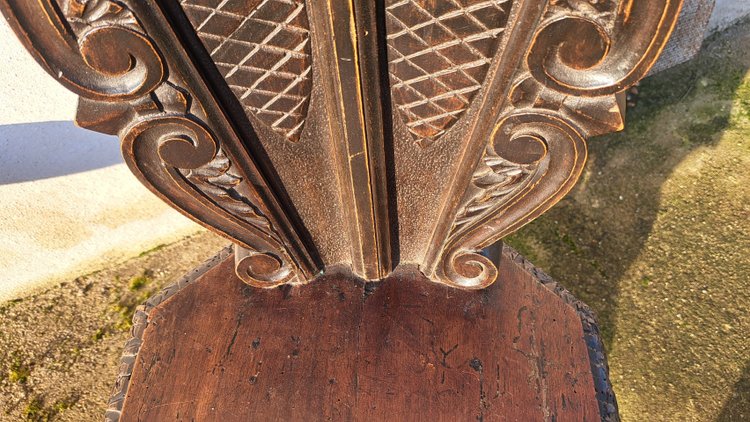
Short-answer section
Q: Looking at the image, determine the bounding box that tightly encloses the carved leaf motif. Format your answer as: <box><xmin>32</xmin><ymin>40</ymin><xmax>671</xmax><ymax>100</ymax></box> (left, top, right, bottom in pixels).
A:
<box><xmin>55</xmin><ymin>0</ymin><xmax>137</xmax><ymax>33</ymax></box>
<box><xmin>180</xmin><ymin>0</ymin><xmax>312</xmax><ymax>142</ymax></box>
<box><xmin>452</xmin><ymin>145</ymin><xmax>538</xmax><ymax>234</ymax></box>
<box><xmin>549</xmin><ymin>0</ymin><xmax>617</xmax><ymax>19</ymax></box>
<box><xmin>182</xmin><ymin>149</ymin><xmax>295</xmax><ymax>286</ymax></box>
<box><xmin>182</xmin><ymin>149</ymin><xmax>278</xmax><ymax>240</ymax></box>
<box><xmin>386</xmin><ymin>0</ymin><xmax>511</xmax><ymax>144</ymax></box>
<box><xmin>2</xmin><ymin>0</ymin><xmax>685</xmax><ymax>291</ymax></box>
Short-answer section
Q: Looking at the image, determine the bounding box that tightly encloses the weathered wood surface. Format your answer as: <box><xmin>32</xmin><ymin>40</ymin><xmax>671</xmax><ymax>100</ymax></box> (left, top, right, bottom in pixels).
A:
<box><xmin>108</xmin><ymin>246</ymin><xmax>617</xmax><ymax>421</ymax></box>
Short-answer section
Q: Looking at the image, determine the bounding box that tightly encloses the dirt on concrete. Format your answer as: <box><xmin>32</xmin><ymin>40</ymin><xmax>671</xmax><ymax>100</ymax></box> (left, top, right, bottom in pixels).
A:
<box><xmin>0</xmin><ymin>232</ymin><xmax>227</xmax><ymax>421</ymax></box>
<box><xmin>0</xmin><ymin>18</ymin><xmax>749</xmax><ymax>422</ymax></box>
<box><xmin>505</xmin><ymin>17</ymin><xmax>750</xmax><ymax>422</ymax></box>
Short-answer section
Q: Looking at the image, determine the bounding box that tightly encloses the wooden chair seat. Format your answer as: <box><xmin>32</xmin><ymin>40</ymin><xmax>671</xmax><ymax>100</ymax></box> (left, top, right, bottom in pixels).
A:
<box><xmin>106</xmin><ymin>246</ymin><xmax>617</xmax><ymax>421</ymax></box>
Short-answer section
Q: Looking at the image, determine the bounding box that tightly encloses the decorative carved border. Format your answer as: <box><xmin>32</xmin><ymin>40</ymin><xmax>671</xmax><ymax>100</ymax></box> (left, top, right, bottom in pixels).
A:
<box><xmin>104</xmin><ymin>247</ymin><xmax>233</xmax><ymax>422</ymax></box>
<box><xmin>426</xmin><ymin>0</ymin><xmax>684</xmax><ymax>289</ymax></box>
<box><xmin>2</xmin><ymin>0</ymin><xmax>684</xmax><ymax>291</ymax></box>
<box><xmin>0</xmin><ymin>0</ymin><xmax>319</xmax><ymax>287</ymax></box>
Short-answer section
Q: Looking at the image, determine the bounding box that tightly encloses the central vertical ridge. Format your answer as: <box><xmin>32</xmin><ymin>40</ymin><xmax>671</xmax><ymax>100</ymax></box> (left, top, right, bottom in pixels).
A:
<box><xmin>352</xmin><ymin>0</ymin><xmax>394</xmax><ymax>278</ymax></box>
<box><xmin>324</xmin><ymin>0</ymin><xmax>391</xmax><ymax>279</ymax></box>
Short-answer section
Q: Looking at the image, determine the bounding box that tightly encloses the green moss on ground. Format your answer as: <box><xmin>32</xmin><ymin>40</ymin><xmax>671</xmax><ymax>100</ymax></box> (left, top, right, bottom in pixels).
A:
<box><xmin>8</xmin><ymin>355</ymin><xmax>32</xmax><ymax>385</ymax></box>
<box><xmin>0</xmin><ymin>232</ymin><xmax>228</xmax><ymax>421</ymax></box>
<box><xmin>127</xmin><ymin>273</ymin><xmax>150</xmax><ymax>291</ymax></box>
<box><xmin>505</xmin><ymin>18</ymin><xmax>750</xmax><ymax>421</ymax></box>
<box><xmin>21</xmin><ymin>395</ymin><xmax>78</xmax><ymax>422</ymax></box>
<box><xmin>111</xmin><ymin>270</ymin><xmax>155</xmax><ymax>331</ymax></box>
<box><xmin>22</xmin><ymin>397</ymin><xmax>43</xmax><ymax>421</ymax></box>
<box><xmin>0</xmin><ymin>16</ymin><xmax>747</xmax><ymax>422</ymax></box>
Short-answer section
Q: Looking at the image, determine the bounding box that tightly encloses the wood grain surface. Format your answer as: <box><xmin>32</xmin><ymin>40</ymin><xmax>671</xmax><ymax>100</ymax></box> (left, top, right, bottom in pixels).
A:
<box><xmin>111</xmin><ymin>246</ymin><xmax>617</xmax><ymax>421</ymax></box>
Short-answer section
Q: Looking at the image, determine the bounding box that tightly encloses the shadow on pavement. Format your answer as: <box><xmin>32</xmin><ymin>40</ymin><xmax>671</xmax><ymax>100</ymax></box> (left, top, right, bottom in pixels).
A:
<box><xmin>0</xmin><ymin>121</ymin><xmax>120</xmax><ymax>185</ymax></box>
<box><xmin>505</xmin><ymin>17</ymin><xmax>750</xmax><ymax>420</ymax></box>
<box><xmin>717</xmin><ymin>360</ymin><xmax>750</xmax><ymax>421</ymax></box>
<box><xmin>507</xmin><ymin>27</ymin><xmax>746</xmax><ymax>347</ymax></box>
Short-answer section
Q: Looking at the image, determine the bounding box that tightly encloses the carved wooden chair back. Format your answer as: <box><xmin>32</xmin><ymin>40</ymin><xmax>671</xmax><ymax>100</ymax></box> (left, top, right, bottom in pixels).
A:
<box><xmin>0</xmin><ymin>0</ymin><xmax>683</xmax><ymax>289</ymax></box>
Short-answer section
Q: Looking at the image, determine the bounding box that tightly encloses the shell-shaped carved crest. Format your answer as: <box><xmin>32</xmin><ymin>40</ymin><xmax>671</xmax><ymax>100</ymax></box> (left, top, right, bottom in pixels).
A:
<box><xmin>386</xmin><ymin>0</ymin><xmax>511</xmax><ymax>144</ymax></box>
<box><xmin>181</xmin><ymin>0</ymin><xmax>312</xmax><ymax>142</ymax></box>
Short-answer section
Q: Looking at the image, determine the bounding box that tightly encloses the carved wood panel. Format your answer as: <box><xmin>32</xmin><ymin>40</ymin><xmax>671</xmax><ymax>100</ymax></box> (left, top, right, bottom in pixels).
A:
<box><xmin>180</xmin><ymin>0</ymin><xmax>313</xmax><ymax>142</ymax></box>
<box><xmin>1</xmin><ymin>0</ymin><xmax>684</xmax><ymax>289</ymax></box>
<box><xmin>386</xmin><ymin>0</ymin><xmax>511</xmax><ymax>145</ymax></box>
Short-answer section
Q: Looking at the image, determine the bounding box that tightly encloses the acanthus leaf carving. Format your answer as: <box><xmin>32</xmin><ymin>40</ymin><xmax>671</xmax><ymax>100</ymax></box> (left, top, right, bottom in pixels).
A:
<box><xmin>121</xmin><ymin>113</ymin><xmax>303</xmax><ymax>286</ymax></box>
<box><xmin>184</xmin><ymin>150</ymin><xmax>275</xmax><ymax>236</ymax></box>
<box><xmin>431</xmin><ymin>0</ymin><xmax>683</xmax><ymax>289</ymax></box>
<box><xmin>436</xmin><ymin>112</ymin><xmax>587</xmax><ymax>289</ymax></box>
<box><xmin>451</xmin><ymin>142</ymin><xmax>541</xmax><ymax>236</ymax></box>
<box><xmin>181</xmin><ymin>146</ymin><xmax>298</xmax><ymax>286</ymax></box>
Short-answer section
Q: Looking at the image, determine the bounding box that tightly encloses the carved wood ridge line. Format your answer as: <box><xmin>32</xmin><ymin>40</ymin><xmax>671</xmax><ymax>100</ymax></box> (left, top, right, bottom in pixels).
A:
<box><xmin>2</xmin><ymin>0</ymin><xmax>684</xmax><ymax>289</ymax></box>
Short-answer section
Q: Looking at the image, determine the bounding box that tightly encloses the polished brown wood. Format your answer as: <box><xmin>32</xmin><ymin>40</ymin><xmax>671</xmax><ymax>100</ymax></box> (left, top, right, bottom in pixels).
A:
<box><xmin>0</xmin><ymin>0</ymin><xmax>685</xmax><ymax>290</ymax></box>
<box><xmin>105</xmin><ymin>246</ymin><xmax>617</xmax><ymax>421</ymax></box>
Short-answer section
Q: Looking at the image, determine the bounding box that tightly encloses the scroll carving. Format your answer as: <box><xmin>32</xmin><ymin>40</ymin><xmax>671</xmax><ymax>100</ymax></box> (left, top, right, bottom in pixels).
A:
<box><xmin>3</xmin><ymin>0</ymin><xmax>685</xmax><ymax>291</ymax></box>
<box><xmin>437</xmin><ymin>113</ymin><xmax>586</xmax><ymax>289</ymax></box>
<box><xmin>1</xmin><ymin>0</ymin><xmax>164</xmax><ymax>100</ymax></box>
<box><xmin>121</xmin><ymin>113</ymin><xmax>302</xmax><ymax>286</ymax></box>
<box><xmin>528</xmin><ymin>0</ymin><xmax>683</xmax><ymax>95</ymax></box>
<box><xmin>428</xmin><ymin>0</ymin><xmax>683</xmax><ymax>289</ymax></box>
<box><xmin>1</xmin><ymin>0</ymin><xmax>313</xmax><ymax>287</ymax></box>
<box><xmin>235</xmin><ymin>245</ymin><xmax>294</xmax><ymax>287</ymax></box>
<box><xmin>182</xmin><ymin>149</ymin><xmax>298</xmax><ymax>286</ymax></box>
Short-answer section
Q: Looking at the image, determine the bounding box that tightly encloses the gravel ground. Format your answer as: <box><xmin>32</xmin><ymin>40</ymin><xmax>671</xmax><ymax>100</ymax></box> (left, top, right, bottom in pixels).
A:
<box><xmin>0</xmin><ymin>233</ymin><xmax>228</xmax><ymax>421</ymax></box>
<box><xmin>506</xmin><ymin>18</ymin><xmax>750</xmax><ymax>422</ymax></box>
<box><xmin>1</xmin><ymin>18</ymin><xmax>749</xmax><ymax>422</ymax></box>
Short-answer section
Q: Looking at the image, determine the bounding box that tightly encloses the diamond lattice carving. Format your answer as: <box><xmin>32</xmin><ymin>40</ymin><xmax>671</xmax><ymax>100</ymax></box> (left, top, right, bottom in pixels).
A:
<box><xmin>180</xmin><ymin>0</ymin><xmax>312</xmax><ymax>142</ymax></box>
<box><xmin>386</xmin><ymin>0</ymin><xmax>511</xmax><ymax>144</ymax></box>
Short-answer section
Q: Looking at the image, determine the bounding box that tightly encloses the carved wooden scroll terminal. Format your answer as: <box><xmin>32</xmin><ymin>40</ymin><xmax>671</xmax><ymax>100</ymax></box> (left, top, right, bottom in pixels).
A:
<box><xmin>1</xmin><ymin>0</ymin><xmax>684</xmax><ymax>289</ymax></box>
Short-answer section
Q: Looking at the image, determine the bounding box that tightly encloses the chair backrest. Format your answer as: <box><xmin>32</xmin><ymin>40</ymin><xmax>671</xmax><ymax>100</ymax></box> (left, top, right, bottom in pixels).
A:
<box><xmin>0</xmin><ymin>0</ymin><xmax>683</xmax><ymax>289</ymax></box>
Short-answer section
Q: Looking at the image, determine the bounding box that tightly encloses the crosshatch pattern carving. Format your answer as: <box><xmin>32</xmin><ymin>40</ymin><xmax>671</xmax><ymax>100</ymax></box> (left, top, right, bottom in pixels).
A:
<box><xmin>1</xmin><ymin>0</ymin><xmax>684</xmax><ymax>292</ymax></box>
<box><xmin>386</xmin><ymin>0</ymin><xmax>511</xmax><ymax>144</ymax></box>
<box><xmin>180</xmin><ymin>0</ymin><xmax>312</xmax><ymax>142</ymax></box>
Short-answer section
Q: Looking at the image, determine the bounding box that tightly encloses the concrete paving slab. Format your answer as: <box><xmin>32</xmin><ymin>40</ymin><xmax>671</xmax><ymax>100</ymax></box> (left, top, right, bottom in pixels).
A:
<box><xmin>0</xmin><ymin>18</ymin><xmax>201</xmax><ymax>301</ymax></box>
<box><xmin>0</xmin><ymin>165</ymin><xmax>202</xmax><ymax>302</ymax></box>
<box><xmin>710</xmin><ymin>0</ymin><xmax>750</xmax><ymax>32</ymax></box>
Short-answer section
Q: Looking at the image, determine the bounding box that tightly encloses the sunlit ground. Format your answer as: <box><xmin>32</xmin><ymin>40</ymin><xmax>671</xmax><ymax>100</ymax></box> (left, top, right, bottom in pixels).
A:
<box><xmin>506</xmin><ymin>18</ymin><xmax>750</xmax><ymax>422</ymax></box>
